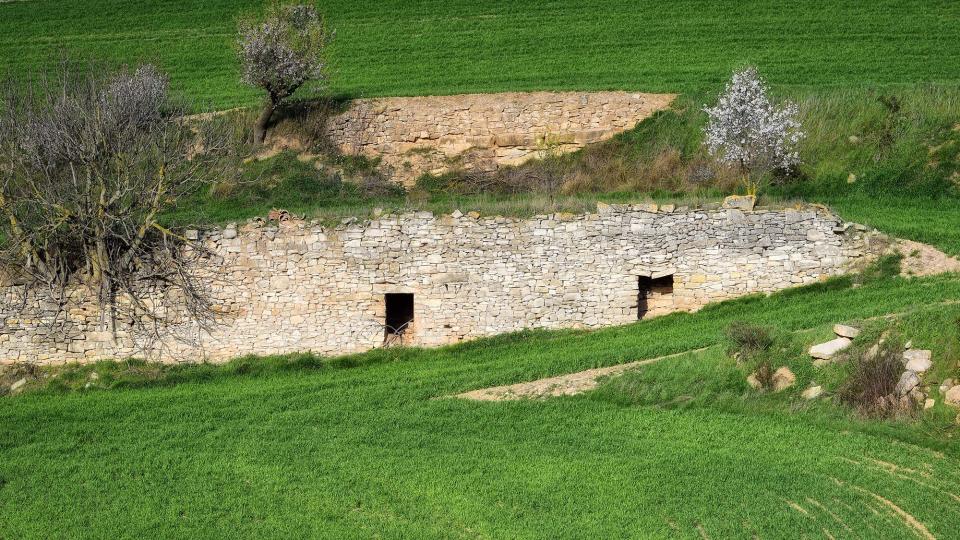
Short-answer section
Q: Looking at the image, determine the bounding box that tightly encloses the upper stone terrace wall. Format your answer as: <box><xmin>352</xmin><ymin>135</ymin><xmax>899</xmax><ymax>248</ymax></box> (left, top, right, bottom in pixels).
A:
<box><xmin>0</xmin><ymin>204</ymin><xmax>877</xmax><ymax>365</ymax></box>
<box><xmin>325</xmin><ymin>91</ymin><xmax>676</xmax><ymax>185</ymax></box>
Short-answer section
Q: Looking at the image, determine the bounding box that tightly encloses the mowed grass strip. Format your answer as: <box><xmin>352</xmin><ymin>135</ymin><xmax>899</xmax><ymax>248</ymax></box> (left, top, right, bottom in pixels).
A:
<box><xmin>2</xmin><ymin>0</ymin><xmax>959</xmax><ymax>108</ymax></box>
<box><xmin>2</xmin><ymin>273</ymin><xmax>960</xmax><ymax>538</ymax></box>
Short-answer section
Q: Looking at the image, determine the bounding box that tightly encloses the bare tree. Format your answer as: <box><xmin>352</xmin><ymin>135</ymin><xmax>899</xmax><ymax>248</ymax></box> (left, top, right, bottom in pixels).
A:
<box><xmin>0</xmin><ymin>62</ymin><xmax>233</xmax><ymax>353</ymax></box>
<box><xmin>237</xmin><ymin>3</ymin><xmax>333</xmax><ymax>145</ymax></box>
<box><xmin>703</xmin><ymin>67</ymin><xmax>804</xmax><ymax>193</ymax></box>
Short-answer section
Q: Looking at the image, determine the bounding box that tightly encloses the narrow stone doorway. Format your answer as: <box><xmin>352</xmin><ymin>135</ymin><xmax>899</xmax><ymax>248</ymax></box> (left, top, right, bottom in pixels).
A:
<box><xmin>638</xmin><ymin>275</ymin><xmax>674</xmax><ymax>319</ymax></box>
<box><xmin>384</xmin><ymin>293</ymin><xmax>415</xmax><ymax>345</ymax></box>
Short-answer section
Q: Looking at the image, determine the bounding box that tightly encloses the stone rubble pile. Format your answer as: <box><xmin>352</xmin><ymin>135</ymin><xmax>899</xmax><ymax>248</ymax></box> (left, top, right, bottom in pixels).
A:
<box><xmin>808</xmin><ymin>324</ymin><xmax>860</xmax><ymax>367</ymax></box>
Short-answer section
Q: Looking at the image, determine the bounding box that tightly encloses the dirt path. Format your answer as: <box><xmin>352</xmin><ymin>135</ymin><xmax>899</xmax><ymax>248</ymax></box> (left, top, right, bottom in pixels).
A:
<box><xmin>896</xmin><ymin>239</ymin><xmax>960</xmax><ymax>277</ymax></box>
<box><xmin>456</xmin><ymin>347</ymin><xmax>713</xmax><ymax>401</ymax></box>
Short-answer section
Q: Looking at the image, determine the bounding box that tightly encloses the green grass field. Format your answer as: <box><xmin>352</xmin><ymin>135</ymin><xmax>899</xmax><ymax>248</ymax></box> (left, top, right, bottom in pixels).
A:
<box><xmin>2</xmin><ymin>0</ymin><xmax>959</xmax><ymax>108</ymax></box>
<box><xmin>2</xmin><ymin>273</ymin><xmax>960</xmax><ymax>538</ymax></box>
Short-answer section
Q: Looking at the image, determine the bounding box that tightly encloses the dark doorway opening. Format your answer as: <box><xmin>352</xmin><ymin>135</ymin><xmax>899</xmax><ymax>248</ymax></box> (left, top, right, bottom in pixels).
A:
<box><xmin>384</xmin><ymin>293</ymin><xmax>414</xmax><ymax>344</ymax></box>
<box><xmin>638</xmin><ymin>275</ymin><xmax>674</xmax><ymax>319</ymax></box>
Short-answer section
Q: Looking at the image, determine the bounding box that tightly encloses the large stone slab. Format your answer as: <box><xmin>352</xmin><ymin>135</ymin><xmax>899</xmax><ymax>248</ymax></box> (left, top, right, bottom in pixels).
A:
<box><xmin>809</xmin><ymin>337</ymin><xmax>852</xmax><ymax>360</ymax></box>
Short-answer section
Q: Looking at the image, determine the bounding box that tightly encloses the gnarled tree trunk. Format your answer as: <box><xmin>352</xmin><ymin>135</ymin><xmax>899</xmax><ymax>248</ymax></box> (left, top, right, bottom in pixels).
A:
<box><xmin>253</xmin><ymin>97</ymin><xmax>278</xmax><ymax>145</ymax></box>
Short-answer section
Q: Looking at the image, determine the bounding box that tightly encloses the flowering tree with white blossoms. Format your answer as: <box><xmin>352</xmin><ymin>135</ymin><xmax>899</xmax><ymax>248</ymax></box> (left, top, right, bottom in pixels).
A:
<box><xmin>238</xmin><ymin>3</ymin><xmax>333</xmax><ymax>144</ymax></box>
<box><xmin>703</xmin><ymin>67</ymin><xmax>804</xmax><ymax>193</ymax></box>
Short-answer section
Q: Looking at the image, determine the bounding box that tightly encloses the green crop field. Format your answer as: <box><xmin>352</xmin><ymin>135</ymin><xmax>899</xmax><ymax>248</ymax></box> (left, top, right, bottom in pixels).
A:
<box><xmin>2</xmin><ymin>0</ymin><xmax>959</xmax><ymax>108</ymax></box>
<box><xmin>3</xmin><ymin>272</ymin><xmax>960</xmax><ymax>538</ymax></box>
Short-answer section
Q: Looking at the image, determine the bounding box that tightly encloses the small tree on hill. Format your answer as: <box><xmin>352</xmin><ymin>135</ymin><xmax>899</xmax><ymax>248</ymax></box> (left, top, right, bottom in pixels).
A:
<box><xmin>237</xmin><ymin>3</ymin><xmax>333</xmax><ymax>145</ymax></box>
<box><xmin>703</xmin><ymin>67</ymin><xmax>804</xmax><ymax>194</ymax></box>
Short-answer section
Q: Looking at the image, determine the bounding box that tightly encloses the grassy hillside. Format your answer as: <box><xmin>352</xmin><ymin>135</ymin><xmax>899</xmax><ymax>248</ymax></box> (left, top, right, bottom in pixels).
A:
<box><xmin>2</xmin><ymin>272</ymin><xmax>960</xmax><ymax>537</ymax></box>
<box><xmin>1</xmin><ymin>0</ymin><xmax>959</xmax><ymax>108</ymax></box>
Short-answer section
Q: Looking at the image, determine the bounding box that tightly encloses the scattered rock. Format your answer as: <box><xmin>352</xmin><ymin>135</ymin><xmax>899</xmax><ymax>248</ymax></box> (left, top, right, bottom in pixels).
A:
<box><xmin>925</xmin><ymin>398</ymin><xmax>936</xmax><ymax>410</ymax></box>
<box><xmin>772</xmin><ymin>367</ymin><xmax>796</xmax><ymax>392</ymax></box>
<box><xmin>9</xmin><ymin>378</ymin><xmax>27</xmax><ymax>394</ymax></box>
<box><xmin>833</xmin><ymin>324</ymin><xmax>860</xmax><ymax>339</ymax></box>
<box><xmin>940</xmin><ymin>378</ymin><xmax>955</xmax><ymax>394</ymax></box>
<box><xmin>222</xmin><ymin>227</ymin><xmax>238</xmax><ymax>240</ymax></box>
<box><xmin>809</xmin><ymin>337</ymin><xmax>852</xmax><ymax>360</ymax></box>
<box><xmin>802</xmin><ymin>385</ymin><xmax>823</xmax><ymax>400</ymax></box>
<box><xmin>946</xmin><ymin>385</ymin><xmax>960</xmax><ymax>407</ymax></box>
<box><xmin>894</xmin><ymin>371</ymin><xmax>921</xmax><ymax>397</ymax></box>
<box><xmin>746</xmin><ymin>374</ymin><xmax>762</xmax><ymax>390</ymax></box>
<box><xmin>451</xmin><ymin>209</ymin><xmax>464</xmax><ymax>218</ymax></box>
<box><xmin>904</xmin><ymin>340</ymin><xmax>913</xmax><ymax>350</ymax></box>
<box><xmin>903</xmin><ymin>350</ymin><xmax>932</xmax><ymax>373</ymax></box>
<box><xmin>848</xmin><ymin>135</ymin><xmax>861</xmax><ymax>145</ymax></box>
<box><xmin>722</xmin><ymin>195</ymin><xmax>756</xmax><ymax>211</ymax></box>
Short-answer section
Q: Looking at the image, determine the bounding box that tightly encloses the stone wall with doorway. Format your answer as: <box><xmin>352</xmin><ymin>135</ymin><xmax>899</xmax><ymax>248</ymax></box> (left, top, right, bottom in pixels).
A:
<box><xmin>325</xmin><ymin>91</ymin><xmax>676</xmax><ymax>186</ymax></box>
<box><xmin>0</xmin><ymin>204</ymin><xmax>881</xmax><ymax>365</ymax></box>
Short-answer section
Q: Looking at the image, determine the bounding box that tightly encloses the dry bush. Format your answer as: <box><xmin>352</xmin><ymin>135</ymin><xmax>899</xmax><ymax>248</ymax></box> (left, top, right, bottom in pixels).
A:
<box><xmin>839</xmin><ymin>338</ymin><xmax>910</xmax><ymax>418</ymax></box>
<box><xmin>753</xmin><ymin>359</ymin><xmax>775</xmax><ymax>391</ymax></box>
<box><xmin>726</xmin><ymin>321</ymin><xmax>775</xmax><ymax>358</ymax></box>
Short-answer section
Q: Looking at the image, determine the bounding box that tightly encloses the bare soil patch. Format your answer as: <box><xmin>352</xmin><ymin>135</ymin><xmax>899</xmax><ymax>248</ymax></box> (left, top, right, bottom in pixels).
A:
<box><xmin>456</xmin><ymin>347</ymin><xmax>711</xmax><ymax>401</ymax></box>
<box><xmin>896</xmin><ymin>239</ymin><xmax>960</xmax><ymax>277</ymax></box>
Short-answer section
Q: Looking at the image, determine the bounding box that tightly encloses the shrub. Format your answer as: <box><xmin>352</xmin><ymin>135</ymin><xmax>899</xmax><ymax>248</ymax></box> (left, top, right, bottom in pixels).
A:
<box><xmin>726</xmin><ymin>321</ymin><xmax>775</xmax><ymax>358</ymax></box>
<box><xmin>839</xmin><ymin>338</ymin><xmax>909</xmax><ymax>417</ymax></box>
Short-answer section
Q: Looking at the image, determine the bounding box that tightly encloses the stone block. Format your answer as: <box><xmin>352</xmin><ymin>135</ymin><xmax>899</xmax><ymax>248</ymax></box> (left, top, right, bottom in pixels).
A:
<box><xmin>722</xmin><ymin>195</ymin><xmax>756</xmax><ymax>211</ymax></box>
<box><xmin>809</xmin><ymin>337</ymin><xmax>852</xmax><ymax>359</ymax></box>
<box><xmin>903</xmin><ymin>349</ymin><xmax>932</xmax><ymax>373</ymax></box>
<box><xmin>833</xmin><ymin>324</ymin><xmax>860</xmax><ymax>339</ymax></box>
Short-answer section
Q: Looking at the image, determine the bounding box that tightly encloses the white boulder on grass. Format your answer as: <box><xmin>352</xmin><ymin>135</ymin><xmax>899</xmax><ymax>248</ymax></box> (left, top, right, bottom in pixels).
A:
<box><xmin>903</xmin><ymin>349</ymin><xmax>933</xmax><ymax>373</ymax></box>
<box><xmin>946</xmin><ymin>386</ymin><xmax>960</xmax><ymax>407</ymax></box>
<box><xmin>833</xmin><ymin>324</ymin><xmax>860</xmax><ymax>339</ymax></box>
<box><xmin>809</xmin><ymin>337</ymin><xmax>852</xmax><ymax>360</ymax></box>
<box><xmin>772</xmin><ymin>367</ymin><xmax>796</xmax><ymax>392</ymax></box>
<box><xmin>801</xmin><ymin>385</ymin><xmax>823</xmax><ymax>400</ymax></box>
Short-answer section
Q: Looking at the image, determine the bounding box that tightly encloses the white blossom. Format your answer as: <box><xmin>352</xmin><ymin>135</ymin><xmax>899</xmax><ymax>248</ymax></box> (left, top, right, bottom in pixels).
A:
<box><xmin>703</xmin><ymin>67</ymin><xmax>804</xmax><ymax>176</ymax></box>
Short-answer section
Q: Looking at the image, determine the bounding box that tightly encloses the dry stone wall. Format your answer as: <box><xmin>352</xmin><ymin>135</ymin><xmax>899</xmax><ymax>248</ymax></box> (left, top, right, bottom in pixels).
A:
<box><xmin>0</xmin><ymin>205</ymin><xmax>878</xmax><ymax>365</ymax></box>
<box><xmin>325</xmin><ymin>91</ymin><xmax>675</xmax><ymax>185</ymax></box>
